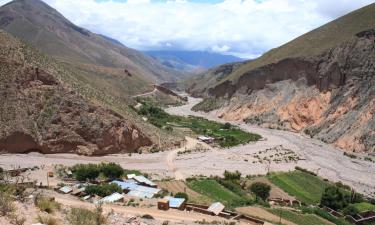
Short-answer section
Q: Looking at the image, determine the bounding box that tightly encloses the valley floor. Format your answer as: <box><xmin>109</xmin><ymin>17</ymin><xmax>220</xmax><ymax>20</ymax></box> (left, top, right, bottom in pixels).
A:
<box><xmin>0</xmin><ymin>97</ymin><xmax>374</xmax><ymax>197</ymax></box>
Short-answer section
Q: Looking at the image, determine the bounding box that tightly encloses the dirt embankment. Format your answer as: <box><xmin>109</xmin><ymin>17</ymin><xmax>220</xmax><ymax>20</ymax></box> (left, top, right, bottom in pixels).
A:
<box><xmin>192</xmin><ymin>30</ymin><xmax>375</xmax><ymax>153</ymax></box>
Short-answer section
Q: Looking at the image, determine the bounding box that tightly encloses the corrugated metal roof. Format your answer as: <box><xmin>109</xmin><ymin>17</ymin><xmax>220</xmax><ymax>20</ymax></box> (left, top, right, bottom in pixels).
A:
<box><xmin>127</xmin><ymin>174</ymin><xmax>136</xmax><ymax>179</ymax></box>
<box><xmin>127</xmin><ymin>190</ymin><xmax>155</xmax><ymax>199</ymax></box>
<box><xmin>59</xmin><ymin>186</ymin><xmax>73</xmax><ymax>194</ymax></box>
<box><xmin>111</xmin><ymin>180</ymin><xmax>138</xmax><ymax>190</ymax></box>
<box><xmin>208</xmin><ymin>202</ymin><xmax>225</xmax><ymax>215</ymax></box>
<box><xmin>133</xmin><ymin>175</ymin><xmax>157</xmax><ymax>187</ymax></box>
<box><xmin>167</xmin><ymin>197</ymin><xmax>185</xmax><ymax>208</ymax></box>
<box><xmin>97</xmin><ymin>192</ymin><xmax>124</xmax><ymax>204</ymax></box>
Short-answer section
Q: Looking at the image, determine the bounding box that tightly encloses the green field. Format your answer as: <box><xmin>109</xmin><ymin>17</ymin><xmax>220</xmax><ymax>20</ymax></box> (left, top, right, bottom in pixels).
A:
<box><xmin>187</xmin><ymin>179</ymin><xmax>247</xmax><ymax>207</ymax></box>
<box><xmin>352</xmin><ymin>202</ymin><xmax>375</xmax><ymax>212</ymax></box>
<box><xmin>138</xmin><ymin>102</ymin><xmax>261</xmax><ymax>147</ymax></box>
<box><xmin>269</xmin><ymin>208</ymin><xmax>331</xmax><ymax>225</ymax></box>
<box><xmin>268</xmin><ymin>171</ymin><xmax>329</xmax><ymax>205</ymax></box>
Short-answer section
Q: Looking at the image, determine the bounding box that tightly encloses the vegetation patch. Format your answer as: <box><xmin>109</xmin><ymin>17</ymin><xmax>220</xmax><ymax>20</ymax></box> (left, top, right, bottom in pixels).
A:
<box><xmin>352</xmin><ymin>202</ymin><xmax>375</xmax><ymax>212</ymax></box>
<box><xmin>187</xmin><ymin>178</ymin><xmax>251</xmax><ymax>208</ymax></box>
<box><xmin>268</xmin><ymin>170</ymin><xmax>329</xmax><ymax>205</ymax></box>
<box><xmin>268</xmin><ymin>208</ymin><xmax>332</xmax><ymax>225</ymax></box>
<box><xmin>85</xmin><ymin>183</ymin><xmax>122</xmax><ymax>197</ymax></box>
<box><xmin>138</xmin><ymin>101</ymin><xmax>261</xmax><ymax>147</ymax></box>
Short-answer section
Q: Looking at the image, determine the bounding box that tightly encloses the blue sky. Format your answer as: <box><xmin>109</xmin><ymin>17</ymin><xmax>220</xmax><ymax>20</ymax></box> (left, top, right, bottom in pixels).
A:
<box><xmin>0</xmin><ymin>0</ymin><xmax>373</xmax><ymax>58</ymax></box>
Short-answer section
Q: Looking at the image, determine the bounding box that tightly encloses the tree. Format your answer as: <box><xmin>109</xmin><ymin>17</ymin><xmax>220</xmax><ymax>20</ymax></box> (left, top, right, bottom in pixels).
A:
<box><xmin>99</xmin><ymin>163</ymin><xmax>123</xmax><ymax>180</ymax></box>
<box><xmin>72</xmin><ymin>164</ymin><xmax>100</xmax><ymax>181</ymax></box>
<box><xmin>174</xmin><ymin>192</ymin><xmax>189</xmax><ymax>201</ymax></box>
<box><xmin>320</xmin><ymin>186</ymin><xmax>350</xmax><ymax>210</ymax></box>
<box><xmin>85</xmin><ymin>183</ymin><xmax>122</xmax><ymax>197</ymax></box>
<box><xmin>223</xmin><ymin>122</ymin><xmax>232</xmax><ymax>129</ymax></box>
<box><xmin>250</xmin><ymin>182</ymin><xmax>271</xmax><ymax>201</ymax></box>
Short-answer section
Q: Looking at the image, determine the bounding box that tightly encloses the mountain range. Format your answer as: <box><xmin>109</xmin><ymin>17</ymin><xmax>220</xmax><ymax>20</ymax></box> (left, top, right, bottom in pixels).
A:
<box><xmin>145</xmin><ymin>50</ymin><xmax>244</xmax><ymax>72</ymax></box>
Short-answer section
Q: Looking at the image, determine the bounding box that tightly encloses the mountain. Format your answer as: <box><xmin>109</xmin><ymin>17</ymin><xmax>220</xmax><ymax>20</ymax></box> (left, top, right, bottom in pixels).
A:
<box><xmin>186</xmin><ymin>4</ymin><xmax>375</xmax><ymax>153</ymax></box>
<box><xmin>145</xmin><ymin>50</ymin><xmax>243</xmax><ymax>72</ymax></box>
<box><xmin>0</xmin><ymin>0</ymin><xmax>187</xmax><ymax>95</ymax></box>
<box><xmin>187</xmin><ymin>3</ymin><xmax>375</xmax><ymax>95</ymax></box>
<box><xmin>0</xmin><ymin>0</ymin><xmax>184</xmax><ymax>155</ymax></box>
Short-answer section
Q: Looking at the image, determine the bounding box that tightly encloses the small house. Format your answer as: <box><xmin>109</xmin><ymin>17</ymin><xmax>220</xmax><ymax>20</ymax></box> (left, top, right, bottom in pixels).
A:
<box><xmin>167</xmin><ymin>197</ymin><xmax>186</xmax><ymax>210</ymax></box>
<box><xmin>133</xmin><ymin>175</ymin><xmax>157</xmax><ymax>188</ymax></box>
<box><xmin>208</xmin><ymin>202</ymin><xmax>225</xmax><ymax>215</ymax></box>
<box><xmin>97</xmin><ymin>192</ymin><xmax>124</xmax><ymax>204</ymax></box>
<box><xmin>198</xmin><ymin>136</ymin><xmax>215</xmax><ymax>144</ymax></box>
<box><xmin>158</xmin><ymin>198</ymin><xmax>169</xmax><ymax>210</ymax></box>
<box><xmin>59</xmin><ymin>186</ymin><xmax>73</xmax><ymax>194</ymax></box>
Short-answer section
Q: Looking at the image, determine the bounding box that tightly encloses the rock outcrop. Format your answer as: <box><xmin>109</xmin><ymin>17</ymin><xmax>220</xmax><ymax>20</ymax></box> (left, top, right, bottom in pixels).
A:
<box><xmin>0</xmin><ymin>30</ymin><xmax>152</xmax><ymax>155</ymax></box>
<box><xmin>193</xmin><ymin>30</ymin><xmax>375</xmax><ymax>153</ymax></box>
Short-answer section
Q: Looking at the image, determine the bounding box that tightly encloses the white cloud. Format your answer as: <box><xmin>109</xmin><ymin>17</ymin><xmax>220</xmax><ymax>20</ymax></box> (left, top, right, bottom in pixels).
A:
<box><xmin>1</xmin><ymin>0</ymin><xmax>373</xmax><ymax>58</ymax></box>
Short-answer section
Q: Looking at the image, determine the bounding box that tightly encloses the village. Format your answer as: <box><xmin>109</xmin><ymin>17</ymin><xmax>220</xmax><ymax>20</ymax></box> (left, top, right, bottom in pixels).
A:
<box><xmin>1</xmin><ymin>155</ymin><xmax>375</xmax><ymax>225</ymax></box>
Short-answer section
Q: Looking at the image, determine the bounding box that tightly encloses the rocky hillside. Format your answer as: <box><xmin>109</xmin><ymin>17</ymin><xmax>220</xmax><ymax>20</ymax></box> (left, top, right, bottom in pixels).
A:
<box><xmin>0</xmin><ymin>30</ymin><xmax>180</xmax><ymax>155</ymax></box>
<box><xmin>187</xmin><ymin>3</ymin><xmax>375</xmax><ymax>96</ymax></box>
<box><xmin>193</xmin><ymin>29</ymin><xmax>375</xmax><ymax>153</ymax></box>
<box><xmin>0</xmin><ymin>0</ymin><xmax>187</xmax><ymax>95</ymax></box>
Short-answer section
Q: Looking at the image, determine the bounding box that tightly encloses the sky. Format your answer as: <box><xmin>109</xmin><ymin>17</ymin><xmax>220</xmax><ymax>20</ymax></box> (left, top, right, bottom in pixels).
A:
<box><xmin>1</xmin><ymin>0</ymin><xmax>374</xmax><ymax>58</ymax></box>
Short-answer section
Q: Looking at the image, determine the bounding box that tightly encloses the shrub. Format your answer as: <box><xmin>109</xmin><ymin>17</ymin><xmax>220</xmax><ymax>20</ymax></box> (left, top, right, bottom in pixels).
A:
<box><xmin>174</xmin><ymin>192</ymin><xmax>189</xmax><ymax>201</ymax></box>
<box><xmin>222</xmin><ymin>123</ymin><xmax>232</xmax><ymax>129</ymax></box>
<box><xmin>320</xmin><ymin>186</ymin><xmax>350</xmax><ymax>210</ymax></box>
<box><xmin>35</xmin><ymin>196</ymin><xmax>61</xmax><ymax>214</ymax></box>
<box><xmin>99</xmin><ymin>163</ymin><xmax>123</xmax><ymax>180</ymax></box>
<box><xmin>9</xmin><ymin>213</ymin><xmax>26</xmax><ymax>225</ymax></box>
<box><xmin>71</xmin><ymin>164</ymin><xmax>100</xmax><ymax>181</ymax></box>
<box><xmin>85</xmin><ymin>183</ymin><xmax>122</xmax><ymax>197</ymax></box>
<box><xmin>36</xmin><ymin>214</ymin><xmax>59</xmax><ymax>225</ymax></box>
<box><xmin>223</xmin><ymin>170</ymin><xmax>241</xmax><ymax>181</ymax></box>
<box><xmin>342</xmin><ymin>205</ymin><xmax>359</xmax><ymax>216</ymax></box>
<box><xmin>0</xmin><ymin>192</ymin><xmax>15</xmax><ymax>216</ymax></box>
<box><xmin>295</xmin><ymin>166</ymin><xmax>317</xmax><ymax>176</ymax></box>
<box><xmin>67</xmin><ymin>206</ymin><xmax>106</xmax><ymax>225</ymax></box>
<box><xmin>250</xmin><ymin>182</ymin><xmax>271</xmax><ymax>201</ymax></box>
<box><xmin>141</xmin><ymin>214</ymin><xmax>154</xmax><ymax>220</ymax></box>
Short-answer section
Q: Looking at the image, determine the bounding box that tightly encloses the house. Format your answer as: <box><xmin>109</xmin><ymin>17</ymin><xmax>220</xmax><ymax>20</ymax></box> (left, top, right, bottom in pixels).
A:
<box><xmin>198</xmin><ymin>136</ymin><xmax>215</xmax><ymax>143</ymax></box>
<box><xmin>59</xmin><ymin>186</ymin><xmax>73</xmax><ymax>194</ymax></box>
<box><xmin>207</xmin><ymin>202</ymin><xmax>225</xmax><ymax>215</ymax></box>
<box><xmin>167</xmin><ymin>197</ymin><xmax>186</xmax><ymax>210</ymax></box>
<box><xmin>96</xmin><ymin>192</ymin><xmax>124</xmax><ymax>204</ymax></box>
<box><xmin>133</xmin><ymin>175</ymin><xmax>157</xmax><ymax>187</ymax></box>
<box><xmin>158</xmin><ymin>198</ymin><xmax>170</xmax><ymax>210</ymax></box>
<box><xmin>127</xmin><ymin>174</ymin><xmax>137</xmax><ymax>179</ymax></box>
<box><xmin>110</xmin><ymin>180</ymin><xmax>161</xmax><ymax>198</ymax></box>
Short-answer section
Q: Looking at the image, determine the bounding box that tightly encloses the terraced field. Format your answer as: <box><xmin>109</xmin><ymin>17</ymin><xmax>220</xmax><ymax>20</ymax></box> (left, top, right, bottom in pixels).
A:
<box><xmin>268</xmin><ymin>171</ymin><xmax>329</xmax><ymax>205</ymax></box>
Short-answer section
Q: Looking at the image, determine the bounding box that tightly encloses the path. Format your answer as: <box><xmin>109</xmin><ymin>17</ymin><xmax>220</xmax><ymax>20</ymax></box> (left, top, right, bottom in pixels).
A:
<box><xmin>131</xmin><ymin>86</ymin><xmax>157</xmax><ymax>98</ymax></box>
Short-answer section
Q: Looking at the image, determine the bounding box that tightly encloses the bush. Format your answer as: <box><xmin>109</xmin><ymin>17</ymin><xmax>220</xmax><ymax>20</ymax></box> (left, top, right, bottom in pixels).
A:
<box><xmin>320</xmin><ymin>186</ymin><xmax>350</xmax><ymax>210</ymax></box>
<box><xmin>99</xmin><ymin>163</ymin><xmax>123</xmax><ymax>180</ymax></box>
<box><xmin>295</xmin><ymin>166</ymin><xmax>317</xmax><ymax>176</ymax></box>
<box><xmin>222</xmin><ymin>123</ymin><xmax>232</xmax><ymax>129</ymax></box>
<box><xmin>174</xmin><ymin>192</ymin><xmax>189</xmax><ymax>201</ymax></box>
<box><xmin>141</xmin><ymin>214</ymin><xmax>154</xmax><ymax>220</ymax></box>
<box><xmin>35</xmin><ymin>196</ymin><xmax>61</xmax><ymax>214</ymax></box>
<box><xmin>36</xmin><ymin>214</ymin><xmax>59</xmax><ymax>225</ymax></box>
<box><xmin>223</xmin><ymin>170</ymin><xmax>241</xmax><ymax>181</ymax></box>
<box><xmin>0</xmin><ymin>192</ymin><xmax>15</xmax><ymax>216</ymax></box>
<box><xmin>9</xmin><ymin>212</ymin><xmax>26</xmax><ymax>225</ymax></box>
<box><xmin>342</xmin><ymin>205</ymin><xmax>359</xmax><ymax>216</ymax></box>
<box><xmin>71</xmin><ymin>164</ymin><xmax>100</xmax><ymax>181</ymax></box>
<box><xmin>250</xmin><ymin>182</ymin><xmax>271</xmax><ymax>201</ymax></box>
<box><xmin>67</xmin><ymin>206</ymin><xmax>106</xmax><ymax>225</ymax></box>
<box><xmin>85</xmin><ymin>183</ymin><xmax>122</xmax><ymax>197</ymax></box>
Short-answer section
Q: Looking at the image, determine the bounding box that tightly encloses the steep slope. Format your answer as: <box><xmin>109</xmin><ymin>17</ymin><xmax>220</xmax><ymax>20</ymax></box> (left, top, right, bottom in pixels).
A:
<box><xmin>0</xmin><ymin>30</ymin><xmax>181</xmax><ymax>155</ymax></box>
<box><xmin>193</xmin><ymin>29</ymin><xmax>375</xmax><ymax>153</ymax></box>
<box><xmin>0</xmin><ymin>0</ymin><xmax>185</xmax><ymax>90</ymax></box>
<box><xmin>188</xmin><ymin>3</ymin><xmax>375</xmax><ymax>95</ymax></box>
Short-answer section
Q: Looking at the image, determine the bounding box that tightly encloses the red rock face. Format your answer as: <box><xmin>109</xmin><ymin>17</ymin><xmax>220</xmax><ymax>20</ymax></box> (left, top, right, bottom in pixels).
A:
<box><xmin>196</xmin><ymin>30</ymin><xmax>375</xmax><ymax>153</ymax></box>
<box><xmin>0</xmin><ymin>36</ymin><xmax>152</xmax><ymax>155</ymax></box>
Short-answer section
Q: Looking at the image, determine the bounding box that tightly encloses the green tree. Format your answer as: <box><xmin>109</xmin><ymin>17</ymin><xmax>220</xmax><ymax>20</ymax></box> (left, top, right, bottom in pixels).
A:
<box><xmin>99</xmin><ymin>163</ymin><xmax>123</xmax><ymax>180</ymax></box>
<box><xmin>223</xmin><ymin>122</ymin><xmax>232</xmax><ymax>129</ymax></box>
<box><xmin>174</xmin><ymin>192</ymin><xmax>189</xmax><ymax>201</ymax></box>
<box><xmin>250</xmin><ymin>182</ymin><xmax>271</xmax><ymax>201</ymax></box>
<box><xmin>72</xmin><ymin>164</ymin><xmax>100</xmax><ymax>181</ymax></box>
<box><xmin>320</xmin><ymin>186</ymin><xmax>350</xmax><ymax>210</ymax></box>
<box><xmin>85</xmin><ymin>183</ymin><xmax>122</xmax><ymax>197</ymax></box>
